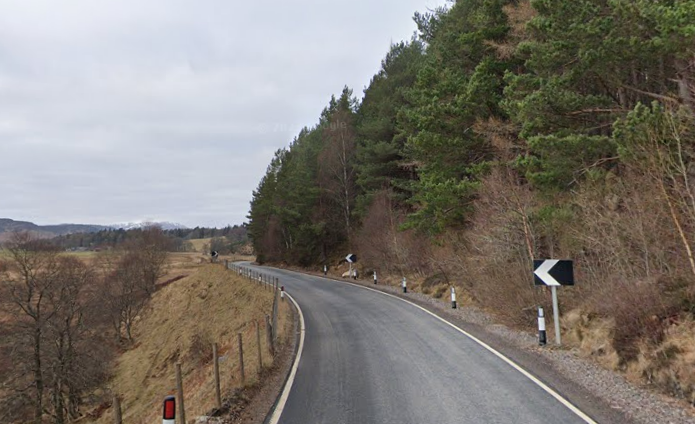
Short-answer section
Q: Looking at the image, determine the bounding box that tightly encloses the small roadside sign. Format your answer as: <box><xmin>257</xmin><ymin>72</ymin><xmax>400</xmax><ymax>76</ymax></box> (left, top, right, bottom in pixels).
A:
<box><xmin>532</xmin><ymin>259</ymin><xmax>574</xmax><ymax>346</ymax></box>
<box><xmin>346</xmin><ymin>254</ymin><xmax>357</xmax><ymax>263</ymax></box>
<box><xmin>533</xmin><ymin>260</ymin><xmax>573</xmax><ymax>286</ymax></box>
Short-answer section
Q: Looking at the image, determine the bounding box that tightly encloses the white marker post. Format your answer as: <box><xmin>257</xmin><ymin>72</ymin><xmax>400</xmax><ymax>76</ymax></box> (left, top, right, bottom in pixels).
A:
<box><xmin>538</xmin><ymin>306</ymin><xmax>547</xmax><ymax>346</ymax></box>
<box><xmin>323</xmin><ymin>265</ymin><xmax>327</xmax><ymax>276</ymax></box>
<box><xmin>162</xmin><ymin>396</ymin><xmax>175</xmax><ymax>424</ymax></box>
<box><xmin>281</xmin><ymin>286</ymin><xmax>285</xmax><ymax>300</ymax></box>
<box><xmin>451</xmin><ymin>287</ymin><xmax>457</xmax><ymax>309</ymax></box>
<box><xmin>373</xmin><ymin>271</ymin><xmax>377</xmax><ymax>285</ymax></box>
<box><xmin>402</xmin><ymin>277</ymin><xmax>407</xmax><ymax>293</ymax></box>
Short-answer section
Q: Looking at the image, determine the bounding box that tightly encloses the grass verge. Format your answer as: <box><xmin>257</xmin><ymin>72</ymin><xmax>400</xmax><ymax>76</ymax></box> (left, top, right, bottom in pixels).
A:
<box><xmin>89</xmin><ymin>263</ymin><xmax>291</xmax><ymax>424</ymax></box>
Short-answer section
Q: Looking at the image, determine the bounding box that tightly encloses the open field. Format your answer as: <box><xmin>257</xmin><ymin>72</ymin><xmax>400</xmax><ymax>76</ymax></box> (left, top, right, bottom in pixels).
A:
<box><xmin>188</xmin><ymin>238</ymin><xmax>212</xmax><ymax>252</ymax></box>
<box><xmin>90</xmin><ymin>263</ymin><xmax>290</xmax><ymax>424</ymax></box>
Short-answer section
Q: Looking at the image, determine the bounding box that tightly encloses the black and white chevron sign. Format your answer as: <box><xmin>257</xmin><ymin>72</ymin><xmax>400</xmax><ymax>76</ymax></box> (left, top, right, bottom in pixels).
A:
<box><xmin>533</xmin><ymin>260</ymin><xmax>574</xmax><ymax>286</ymax></box>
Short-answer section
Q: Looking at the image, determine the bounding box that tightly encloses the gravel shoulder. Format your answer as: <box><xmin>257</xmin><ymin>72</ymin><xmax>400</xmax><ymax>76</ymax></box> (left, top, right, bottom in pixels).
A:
<box><xmin>283</xmin><ymin>267</ymin><xmax>695</xmax><ymax>424</ymax></box>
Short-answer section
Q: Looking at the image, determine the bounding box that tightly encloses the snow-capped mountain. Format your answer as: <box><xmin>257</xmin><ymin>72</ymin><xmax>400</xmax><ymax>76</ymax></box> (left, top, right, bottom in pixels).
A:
<box><xmin>109</xmin><ymin>221</ymin><xmax>188</xmax><ymax>231</ymax></box>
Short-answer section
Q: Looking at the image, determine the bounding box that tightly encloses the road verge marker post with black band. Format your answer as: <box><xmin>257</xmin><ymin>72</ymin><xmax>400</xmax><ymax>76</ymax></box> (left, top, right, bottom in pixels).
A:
<box><xmin>402</xmin><ymin>277</ymin><xmax>407</xmax><ymax>293</ymax></box>
<box><xmin>538</xmin><ymin>307</ymin><xmax>547</xmax><ymax>346</ymax></box>
<box><xmin>451</xmin><ymin>286</ymin><xmax>457</xmax><ymax>309</ymax></box>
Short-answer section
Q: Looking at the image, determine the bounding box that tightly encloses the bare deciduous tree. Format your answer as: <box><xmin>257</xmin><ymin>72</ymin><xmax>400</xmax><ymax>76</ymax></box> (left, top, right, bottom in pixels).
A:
<box><xmin>1</xmin><ymin>232</ymin><xmax>60</xmax><ymax>424</ymax></box>
<box><xmin>319</xmin><ymin>108</ymin><xmax>358</xmax><ymax>241</ymax></box>
<box><xmin>44</xmin><ymin>256</ymin><xmax>97</xmax><ymax>423</ymax></box>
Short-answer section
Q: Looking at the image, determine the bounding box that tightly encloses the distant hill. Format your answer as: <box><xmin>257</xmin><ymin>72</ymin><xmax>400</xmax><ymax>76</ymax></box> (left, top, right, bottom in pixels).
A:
<box><xmin>0</xmin><ymin>218</ymin><xmax>107</xmax><ymax>241</ymax></box>
<box><xmin>0</xmin><ymin>218</ymin><xmax>189</xmax><ymax>242</ymax></box>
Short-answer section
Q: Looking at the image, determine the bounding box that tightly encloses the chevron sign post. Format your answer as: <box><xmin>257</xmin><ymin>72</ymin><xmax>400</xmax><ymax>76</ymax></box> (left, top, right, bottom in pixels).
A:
<box><xmin>346</xmin><ymin>254</ymin><xmax>357</xmax><ymax>280</ymax></box>
<box><xmin>533</xmin><ymin>260</ymin><xmax>574</xmax><ymax>346</ymax></box>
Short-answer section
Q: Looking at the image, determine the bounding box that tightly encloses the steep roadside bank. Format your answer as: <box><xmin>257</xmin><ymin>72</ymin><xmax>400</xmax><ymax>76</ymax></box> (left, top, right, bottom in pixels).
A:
<box><xmin>89</xmin><ymin>263</ymin><xmax>293</xmax><ymax>424</ymax></box>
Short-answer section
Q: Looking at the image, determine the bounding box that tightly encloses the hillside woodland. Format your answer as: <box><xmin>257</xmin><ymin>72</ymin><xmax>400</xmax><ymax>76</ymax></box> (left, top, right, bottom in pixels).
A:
<box><xmin>248</xmin><ymin>0</ymin><xmax>695</xmax><ymax>403</ymax></box>
<box><xmin>0</xmin><ymin>229</ymin><xmax>171</xmax><ymax>423</ymax></box>
<box><xmin>53</xmin><ymin>225</ymin><xmax>249</xmax><ymax>254</ymax></box>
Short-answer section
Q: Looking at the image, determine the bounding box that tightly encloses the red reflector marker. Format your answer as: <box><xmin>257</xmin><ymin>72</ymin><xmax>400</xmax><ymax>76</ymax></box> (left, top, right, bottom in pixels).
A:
<box><xmin>163</xmin><ymin>396</ymin><xmax>175</xmax><ymax>422</ymax></box>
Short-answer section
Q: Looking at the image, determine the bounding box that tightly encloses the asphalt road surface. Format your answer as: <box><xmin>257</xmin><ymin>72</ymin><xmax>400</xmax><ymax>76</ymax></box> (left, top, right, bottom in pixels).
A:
<box><xmin>247</xmin><ymin>265</ymin><xmax>595</xmax><ymax>424</ymax></box>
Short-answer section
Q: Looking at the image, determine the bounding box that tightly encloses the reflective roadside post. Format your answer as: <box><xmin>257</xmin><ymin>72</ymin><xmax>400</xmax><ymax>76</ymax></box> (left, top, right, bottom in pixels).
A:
<box><xmin>162</xmin><ymin>396</ymin><xmax>175</xmax><ymax>424</ymax></box>
<box><xmin>538</xmin><ymin>307</ymin><xmax>547</xmax><ymax>346</ymax></box>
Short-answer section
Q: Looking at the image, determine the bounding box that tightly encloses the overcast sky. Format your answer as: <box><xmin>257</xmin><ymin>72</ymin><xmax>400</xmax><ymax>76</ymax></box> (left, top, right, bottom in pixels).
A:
<box><xmin>0</xmin><ymin>0</ymin><xmax>449</xmax><ymax>228</ymax></box>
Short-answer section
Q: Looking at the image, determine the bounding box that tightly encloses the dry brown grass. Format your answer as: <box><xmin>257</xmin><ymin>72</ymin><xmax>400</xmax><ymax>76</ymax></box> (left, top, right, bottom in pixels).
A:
<box><xmin>90</xmin><ymin>264</ymin><xmax>291</xmax><ymax>424</ymax></box>
<box><xmin>563</xmin><ymin>309</ymin><xmax>620</xmax><ymax>370</ymax></box>
<box><xmin>627</xmin><ymin>319</ymin><xmax>695</xmax><ymax>404</ymax></box>
<box><xmin>188</xmin><ymin>238</ymin><xmax>213</xmax><ymax>253</ymax></box>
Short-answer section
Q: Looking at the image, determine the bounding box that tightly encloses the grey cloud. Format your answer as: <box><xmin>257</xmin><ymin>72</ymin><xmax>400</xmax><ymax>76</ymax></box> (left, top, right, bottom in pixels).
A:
<box><xmin>0</xmin><ymin>0</ymin><xmax>447</xmax><ymax>227</ymax></box>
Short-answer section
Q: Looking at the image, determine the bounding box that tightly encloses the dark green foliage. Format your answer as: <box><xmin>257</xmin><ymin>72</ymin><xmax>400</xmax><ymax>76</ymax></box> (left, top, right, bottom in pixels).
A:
<box><xmin>248</xmin><ymin>0</ymin><xmax>695</xmax><ymax>264</ymax></box>
<box><xmin>355</xmin><ymin>41</ymin><xmax>425</xmax><ymax>213</ymax></box>
<box><xmin>398</xmin><ymin>0</ymin><xmax>513</xmax><ymax>233</ymax></box>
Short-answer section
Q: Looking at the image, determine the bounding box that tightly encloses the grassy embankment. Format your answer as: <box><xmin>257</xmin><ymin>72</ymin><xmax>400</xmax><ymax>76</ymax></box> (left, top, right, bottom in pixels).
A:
<box><xmin>91</xmin><ymin>262</ymin><xmax>291</xmax><ymax>424</ymax></box>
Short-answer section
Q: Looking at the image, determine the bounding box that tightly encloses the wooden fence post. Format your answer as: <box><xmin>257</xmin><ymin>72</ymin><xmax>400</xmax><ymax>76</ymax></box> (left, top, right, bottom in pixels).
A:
<box><xmin>213</xmin><ymin>343</ymin><xmax>222</xmax><ymax>409</ymax></box>
<box><xmin>256</xmin><ymin>321</ymin><xmax>263</xmax><ymax>373</ymax></box>
<box><xmin>176</xmin><ymin>363</ymin><xmax>186</xmax><ymax>424</ymax></box>
<box><xmin>238</xmin><ymin>333</ymin><xmax>246</xmax><ymax>385</ymax></box>
<box><xmin>113</xmin><ymin>395</ymin><xmax>122</xmax><ymax>424</ymax></box>
<box><xmin>266</xmin><ymin>314</ymin><xmax>274</xmax><ymax>356</ymax></box>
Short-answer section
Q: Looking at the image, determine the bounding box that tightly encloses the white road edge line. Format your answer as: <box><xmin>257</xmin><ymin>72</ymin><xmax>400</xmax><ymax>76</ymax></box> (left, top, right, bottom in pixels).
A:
<box><xmin>342</xmin><ymin>280</ymin><xmax>598</xmax><ymax>424</ymax></box>
<box><xmin>268</xmin><ymin>292</ymin><xmax>306</xmax><ymax>424</ymax></box>
<box><xmin>258</xmin><ymin>266</ymin><xmax>596</xmax><ymax>424</ymax></box>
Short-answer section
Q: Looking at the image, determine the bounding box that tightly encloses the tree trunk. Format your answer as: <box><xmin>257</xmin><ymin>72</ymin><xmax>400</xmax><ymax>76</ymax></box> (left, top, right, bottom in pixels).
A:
<box><xmin>33</xmin><ymin>327</ymin><xmax>43</xmax><ymax>424</ymax></box>
<box><xmin>54</xmin><ymin>380</ymin><xmax>65</xmax><ymax>424</ymax></box>
<box><xmin>676</xmin><ymin>57</ymin><xmax>694</xmax><ymax>110</ymax></box>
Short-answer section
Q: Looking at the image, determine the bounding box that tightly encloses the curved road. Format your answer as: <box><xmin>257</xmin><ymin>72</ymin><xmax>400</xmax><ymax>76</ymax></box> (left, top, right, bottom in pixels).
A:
<box><xmin>246</xmin><ymin>265</ymin><xmax>599</xmax><ymax>424</ymax></box>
